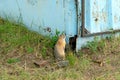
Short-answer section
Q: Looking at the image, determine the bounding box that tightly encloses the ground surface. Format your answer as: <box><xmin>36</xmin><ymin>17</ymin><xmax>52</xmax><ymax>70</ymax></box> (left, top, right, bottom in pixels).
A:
<box><xmin>0</xmin><ymin>18</ymin><xmax>120</xmax><ymax>80</ymax></box>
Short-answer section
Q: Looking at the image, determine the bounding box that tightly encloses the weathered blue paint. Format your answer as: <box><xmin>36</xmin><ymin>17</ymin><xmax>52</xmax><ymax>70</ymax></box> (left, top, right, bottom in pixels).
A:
<box><xmin>1</xmin><ymin>0</ymin><xmax>120</xmax><ymax>51</ymax></box>
<box><xmin>76</xmin><ymin>0</ymin><xmax>120</xmax><ymax>51</ymax></box>
<box><xmin>0</xmin><ymin>0</ymin><xmax>77</xmax><ymax>38</ymax></box>
<box><xmin>78</xmin><ymin>0</ymin><xmax>120</xmax><ymax>34</ymax></box>
<box><xmin>81</xmin><ymin>0</ymin><xmax>112</xmax><ymax>33</ymax></box>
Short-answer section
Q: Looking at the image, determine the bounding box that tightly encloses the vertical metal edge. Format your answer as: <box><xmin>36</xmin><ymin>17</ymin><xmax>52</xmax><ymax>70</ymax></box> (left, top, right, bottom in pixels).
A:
<box><xmin>75</xmin><ymin>0</ymin><xmax>79</xmax><ymax>36</ymax></box>
<box><xmin>76</xmin><ymin>0</ymin><xmax>82</xmax><ymax>37</ymax></box>
<box><xmin>76</xmin><ymin>0</ymin><xmax>82</xmax><ymax>52</ymax></box>
<box><xmin>81</xmin><ymin>0</ymin><xmax>85</xmax><ymax>37</ymax></box>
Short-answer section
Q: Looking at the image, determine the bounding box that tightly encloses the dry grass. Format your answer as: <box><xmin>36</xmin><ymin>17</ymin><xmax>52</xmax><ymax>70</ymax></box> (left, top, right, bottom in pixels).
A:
<box><xmin>0</xmin><ymin>17</ymin><xmax>120</xmax><ymax>80</ymax></box>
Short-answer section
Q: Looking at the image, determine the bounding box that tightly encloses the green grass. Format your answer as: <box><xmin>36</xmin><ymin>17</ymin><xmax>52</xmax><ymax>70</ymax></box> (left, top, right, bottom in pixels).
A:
<box><xmin>7</xmin><ymin>58</ymin><xmax>20</xmax><ymax>64</ymax></box>
<box><xmin>0</xmin><ymin>17</ymin><xmax>53</xmax><ymax>57</ymax></box>
<box><xmin>115</xmin><ymin>73</ymin><xmax>120</xmax><ymax>80</ymax></box>
<box><xmin>1</xmin><ymin>17</ymin><xmax>120</xmax><ymax>80</ymax></box>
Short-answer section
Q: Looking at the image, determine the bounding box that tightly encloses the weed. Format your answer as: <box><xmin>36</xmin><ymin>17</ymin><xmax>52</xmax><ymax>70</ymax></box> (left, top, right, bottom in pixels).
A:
<box><xmin>66</xmin><ymin>52</ymin><xmax>77</xmax><ymax>66</ymax></box>
<box><xmin>79</xmin><ymin>57</ymin><xmax>91</xmax><ymax>71</ymax></box>
<box><xmin>7</xmin><ymin>58</ymin><xmax>20</xmax><ymax>64</ymax></box>
<box><xmin>50</xmin><ymin>29</ymin><xmax>60</xmax><ymax>48</ymax></box>
<box><xmin>41</xmin><ymin>47</ymin><xmax>47</xmax><ymax>59</ymax></box>
<box><xmin>26</xmin><ymin>47</ymin><xmax>34</xmax><ymax>54</ymax></box>
<box><xmin>105</xmin><ymin>35</ymin><xmax>114</xmax><ymax>41</ymax></box>
<box><xmin>86</xmin><ymin>37</ymin><xmax>105</xmax><ymax>54</ymax></box>
<box><xmin>105</xmin><ymin>58</ymin><xmax>111</xmax><ymax>64</ymax></box>
<box><xmin>115</xmin><ymin>73</ymin><xmax>120</xmax><ymax>80</ymax></box>
<box><xmin>86</xmin><ymin>37</ymin><xmax>99</xmax><ymax>53</ymax></box>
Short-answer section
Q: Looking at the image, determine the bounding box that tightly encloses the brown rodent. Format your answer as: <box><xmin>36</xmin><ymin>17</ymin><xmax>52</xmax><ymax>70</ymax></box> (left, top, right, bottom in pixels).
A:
<box><xmin>54</xmin><ymin>34</ymin><xmax>66</xmax><ymax>61</ymax></box>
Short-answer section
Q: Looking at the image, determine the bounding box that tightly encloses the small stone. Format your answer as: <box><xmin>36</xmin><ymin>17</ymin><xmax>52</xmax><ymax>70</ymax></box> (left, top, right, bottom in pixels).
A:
<box><xmin>57</xmin><ymin>60</ymin><xmax>69</xmax><ymax>68</ymax></box>
<box><xmin>34</xmin><ymin>60</ymin><xmax>49</xmax><ymax>67</ymax></box>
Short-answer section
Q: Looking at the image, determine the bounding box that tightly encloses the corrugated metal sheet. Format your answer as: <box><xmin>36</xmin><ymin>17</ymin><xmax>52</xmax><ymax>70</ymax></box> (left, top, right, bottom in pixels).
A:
<box><xmin>76</xmin><ymin>0</ymin><xmax>120</xmax><ymax>51</ymax></box>
<box><xmin>78</xmin><ymin>0</ymin><xmax>120</xmax><ymax>35</ymax></box>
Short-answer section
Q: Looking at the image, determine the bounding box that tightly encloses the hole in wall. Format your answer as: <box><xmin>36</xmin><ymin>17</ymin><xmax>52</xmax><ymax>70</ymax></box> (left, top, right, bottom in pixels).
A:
<box><xmin>95</xmin><ymin>18</ymin><xmax>98</xmax><ymax>22</ymax></box>
<box><xmin>69</xmin><ymin>35</ymin><xmax>78</xmax><ymax>51</ymax></box>
<box><xmin>43</xmin><ymin>27</ymin><xmax>51</xmax><ymax>33</ymax></box>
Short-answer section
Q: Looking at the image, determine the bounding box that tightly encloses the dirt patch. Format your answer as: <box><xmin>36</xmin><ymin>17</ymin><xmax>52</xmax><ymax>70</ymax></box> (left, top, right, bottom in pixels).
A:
<box><xmin>78</xmin><ymin>37</ymin><xmax>120</xmax><ymax>79</ymax></box>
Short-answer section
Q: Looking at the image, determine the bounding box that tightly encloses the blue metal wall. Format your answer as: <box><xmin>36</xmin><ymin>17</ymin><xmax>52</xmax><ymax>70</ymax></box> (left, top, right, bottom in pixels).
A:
<box><xmin>84</xmin><ymin>0</ymin><xmax>112</xmax><ymax>33</ymax></box>
<box><xmin>0</xmin><ymin>0</ymin><xmax>77</xmax><ymax>38</ymax></box>
<box><xmin>78</xmin><ymin>0</ymin><xmax>120</xmax><ymax>34</ymax></box>
<box><xmin>76</xmin><ymin>0</ymin><xmax>120</xmax><ymax>51</ymax></box>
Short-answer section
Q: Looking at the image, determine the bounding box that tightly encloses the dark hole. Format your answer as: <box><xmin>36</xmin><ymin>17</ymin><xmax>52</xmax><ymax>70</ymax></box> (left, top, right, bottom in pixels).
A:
<box><xmin>69</xmin><ymin>35</ymin><xmax>78</xmax><ymax>51</ymax></box>
<box><xmin>46</xmin><ymin>27</ymin><xmax>51</xmax><ymax>32</ymax></box>
<box><xmin>95</xmin><ymin>18</ymin><xmax>98</xmax><ymax>21</ymax></box>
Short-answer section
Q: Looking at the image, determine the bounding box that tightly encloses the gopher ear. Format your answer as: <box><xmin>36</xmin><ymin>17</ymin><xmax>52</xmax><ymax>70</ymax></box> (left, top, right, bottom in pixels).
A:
<box><xmin>61</xmin><ymin>32</ymin><xmax>66</xmax><ymax>36</ymax></box>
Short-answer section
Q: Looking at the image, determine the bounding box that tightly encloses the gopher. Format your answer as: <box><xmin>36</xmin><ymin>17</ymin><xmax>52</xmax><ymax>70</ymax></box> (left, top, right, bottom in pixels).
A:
<box><xmin>54</xmin><ymin>34</ymin><xmax>66</xmax><ymax>61</ymax></box>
